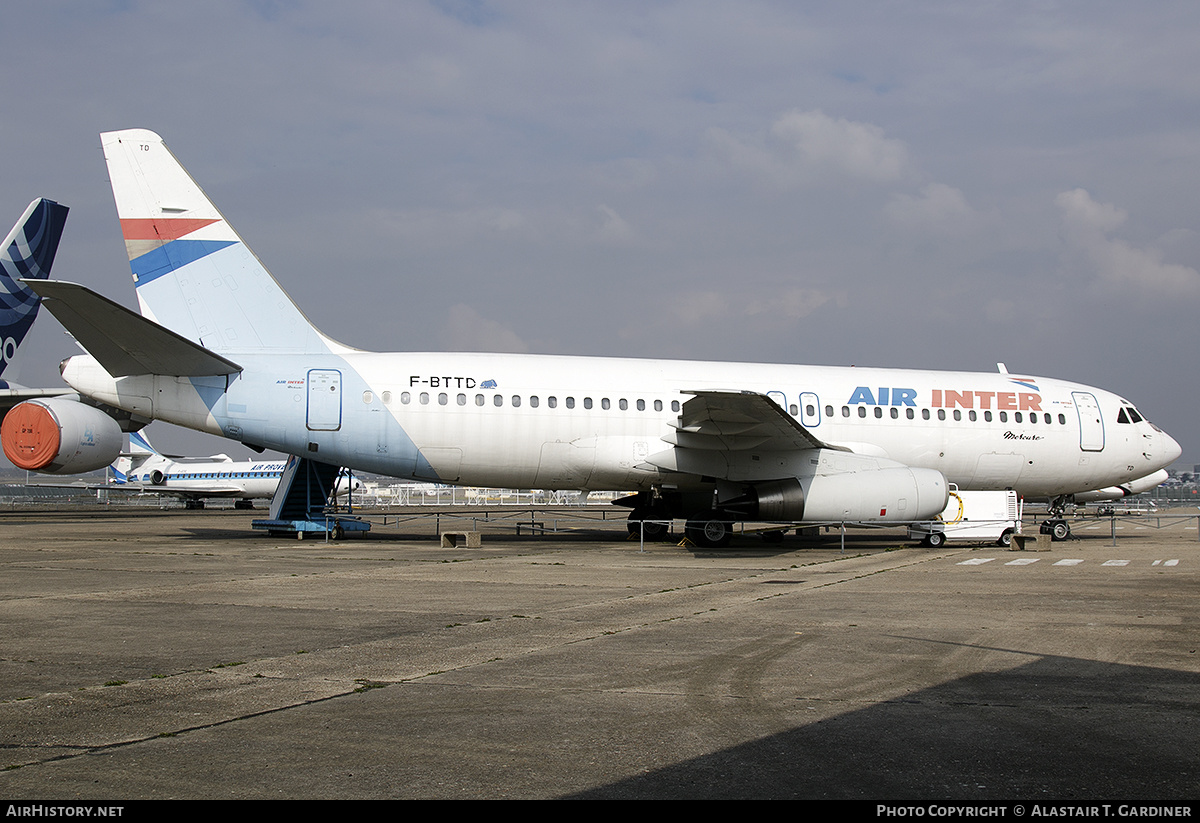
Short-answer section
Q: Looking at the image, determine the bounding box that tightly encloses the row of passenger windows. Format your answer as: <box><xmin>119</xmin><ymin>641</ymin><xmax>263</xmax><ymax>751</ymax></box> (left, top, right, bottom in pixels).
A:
<box><xmin>368</xmin><ymin>390</ymin><xmax>683</xmax><ymax>413</ymax></box>
<box><xmin>363</xmin><ymin>389</ymin><xmax>1069</xmax><ymax>426</ymax></box>
<box><xmin>161</xmin><ymin>472</ymin><xmax>280</xmax><ymax>479</ymax></box>
<box><xmin>827</xmin><ymin>405</ymin><xmax>1067</xmax><ymax>425</ymax></box>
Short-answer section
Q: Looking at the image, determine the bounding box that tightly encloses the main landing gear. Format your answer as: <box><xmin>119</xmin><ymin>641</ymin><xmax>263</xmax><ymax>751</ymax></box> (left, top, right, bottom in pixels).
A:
<box><xmin>626</xmin><ymin>506</ymin><xmax>672</xmax><ymax>541</ymax></box>
<box><xmin>684</xmin><ymin>511</ymin><xmax>734</xmax><ymax>549</ymax></box>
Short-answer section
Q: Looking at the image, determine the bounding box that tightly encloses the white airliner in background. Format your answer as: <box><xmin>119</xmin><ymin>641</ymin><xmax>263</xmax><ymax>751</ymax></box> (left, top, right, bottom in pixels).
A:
<box><xmin>10</xmin><ymin>129</ymin><xmax>1181</xmax><ymax>545</ymax></box>
<box><xmin>109</xmin><ymin>429</ymin><xmax>359</xmax><ymax>509</ymax></box>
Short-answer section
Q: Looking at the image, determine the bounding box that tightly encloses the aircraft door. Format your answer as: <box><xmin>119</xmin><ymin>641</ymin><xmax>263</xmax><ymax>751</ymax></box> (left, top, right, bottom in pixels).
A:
<box><xmin>307</xmin><ymin>369</ymin><xmax>342</xmax><ymax>431</ymax></box>
<box><xmin>1072</xmin><ymin>391</ymin><xmax>1104</xmax><ymax>452</ymax></box>
<box><xmin>800</xmin><ymin>392</ymin><xmax>821</xmax><ymax>427</ymax></box>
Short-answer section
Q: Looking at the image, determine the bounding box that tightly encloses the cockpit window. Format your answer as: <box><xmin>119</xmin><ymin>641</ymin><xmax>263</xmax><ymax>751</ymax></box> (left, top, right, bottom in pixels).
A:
<box><xmin>1117</xmin><ymin>407</ymin><xmax>1144</xmax><ymax>425</ymax></box>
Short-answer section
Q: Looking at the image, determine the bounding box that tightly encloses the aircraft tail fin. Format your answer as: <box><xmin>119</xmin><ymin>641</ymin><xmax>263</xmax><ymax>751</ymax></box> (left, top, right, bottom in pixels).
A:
<box><xmin>100</xmin><ymin>130</ymin><xmax>342</xmax><ymax>356</ymax></box>
<box><xmin>0</xmin><ymin>198</ymin><xmax>69</xmax><ymax>379</ymax></box>
<box><xmin>110</xmin><ymin>453</ymin><xmax>131</xmax><ymax>484</ymax></box>
<box><xmin>129</xmin><ymin>429</ymin><xmax>158</xmax><ymax>456</ymax></box>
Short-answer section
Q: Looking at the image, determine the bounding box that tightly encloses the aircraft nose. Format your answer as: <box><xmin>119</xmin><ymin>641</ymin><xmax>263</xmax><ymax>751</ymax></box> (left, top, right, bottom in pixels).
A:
<box><xmin>1162</xmin><ymin>429</ymin><xmax>1183</xmax><ymax>464</ymax></box>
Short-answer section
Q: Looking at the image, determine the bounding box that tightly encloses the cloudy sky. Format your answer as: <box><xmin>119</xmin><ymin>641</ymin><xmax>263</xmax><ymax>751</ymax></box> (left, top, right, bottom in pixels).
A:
<box><xmin>3</xmin><ymin>1</ymin><xmax>1200</xmax><ymax>465</ymax></box>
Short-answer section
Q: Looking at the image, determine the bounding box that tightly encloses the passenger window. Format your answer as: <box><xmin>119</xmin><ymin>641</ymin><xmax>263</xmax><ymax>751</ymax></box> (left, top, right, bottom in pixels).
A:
<box><xmin>584</xmin><ymin>398</ymin><xmax>593</xmax><ymax>410</ymax></box>
<box><xmin>494</xmin><ymin>395</ymin><xmax>503</xmax><ymax>407</ymax></box>
<box><xmin>530</xmin><ymin>396</ymin><xmax>539</xmax><ymax>408</ymax></box>
<box><xmin>601</xmin><ymin>398</ymin><xmax>610</xmax><ymax>410</ymax></box>
<box><xmin>420</xmin><ymin>392</ymin><xmax>429</xmax><ymax>405</ymax></box>
<box><xmin>637</xmin><ymin>399</ymin><xmax>645</xmax><ymax>411</ymax></box>
<box><xmin>653</xmin><ymin>400</ymin><xmax>662</xmax><ymax>412</ymax></box>
<box><xmin>401</xmin><ymin>392</ymin><xmax>411</xmax><ymax>405</ymax></box>
<box><xmin>438</xmin><ymin>393</ymin><xmax>448</xmax><ymax>405</ymax></box>
<box><xmin>671</xmin><ymin>400</ymin><xmax>680</xmax><ymax>412</ymax></box>
<box><xmin>566</xmin><ymin>397</ymin><xmax>575</xmax><ymax>409</ymax></box>
<box><xmin>475</xmin><ymin>394</ymin><xmax>484</xmax><ymax>406</ymax></box>
<box><xmin>549</xmin><ymin>396</ymin><xmax>557</xmax><ymax>408</ymax></box>
<box><xmin>457</xmin><ymin>393</ymin><xmax>466</xmax><ymax>406</ymax></box>
<box><xmin>512</xmin><ymin>395</ymin><xmax>521</xmax><ymax>407</ymax></box>
<box><xmin>889</xmin><ymin>408</ymin><xmax>898</xmax><ymax>419</ymax></box>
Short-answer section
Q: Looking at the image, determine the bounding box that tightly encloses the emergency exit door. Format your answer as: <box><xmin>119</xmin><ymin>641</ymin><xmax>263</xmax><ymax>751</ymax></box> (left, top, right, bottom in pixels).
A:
<box><xmin>307</xmin><ymin>369</ymin><xmax>342</xmax><ymax>431</ymax></box>
<box><xmin>1072</xmin><ymin>391</ymin><xmax>1104</xmax><ymax>452</ymax></box>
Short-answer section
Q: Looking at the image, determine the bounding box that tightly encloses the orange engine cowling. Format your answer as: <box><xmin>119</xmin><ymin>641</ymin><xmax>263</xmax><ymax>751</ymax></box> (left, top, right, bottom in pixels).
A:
<box><xmin>1</xmin><ymin>398</ymin><xmax>123</xmax><ymax>474</ymax></box>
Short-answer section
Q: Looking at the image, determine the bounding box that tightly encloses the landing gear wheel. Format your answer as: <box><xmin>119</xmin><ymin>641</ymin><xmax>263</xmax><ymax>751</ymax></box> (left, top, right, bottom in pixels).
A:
<box><xmin>627</xmin><ymin>508</ymin><xmax>670</xmax><ymax>540</ymax></box>
<box><xmin>925</xmin><ymin>531</ymin><xmax>946</xmax><ymax>548</ymax></box>
<box><xmin>685</xmin><ymin>513</ymin><xmax>732</xmax><ymax>549</ymax></box>
<box><xmin>1042</xmin><ymin>518</ymin><xmax>1071</xmax><ymax>541</ymax></box>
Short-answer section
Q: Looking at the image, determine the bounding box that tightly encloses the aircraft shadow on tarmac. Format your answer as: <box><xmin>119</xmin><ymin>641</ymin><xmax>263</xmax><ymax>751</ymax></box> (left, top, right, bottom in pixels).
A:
<box><xmin>566</xmin><ymin>651</ymin><xmax>1199</xmax><ymax>800</ymax></box>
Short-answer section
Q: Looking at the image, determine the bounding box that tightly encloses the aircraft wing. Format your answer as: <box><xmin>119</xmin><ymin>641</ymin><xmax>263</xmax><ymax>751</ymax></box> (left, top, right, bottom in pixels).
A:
<box><xmin>665</xmin><ymin>390</ymin><xmax>845</xmax><ymax>452</ymax></box>
<box><xmin>646</xmin><ymin>390</ymin><xmax>850</xmax><ymax>481</ymax></box>
<box><xmin>23</xmin><ymin>279</ymin><xmax>241</xmax><ymax>377</ymax></box>
<box><xmin>0</xmin><ymin>387</ymin><xmax>74</xmax><ymax>420</ymax></box>
<box><xmin>150</xmin><ymin>486</ymin><xmax>246</xmax><ymax>498</ymax></box>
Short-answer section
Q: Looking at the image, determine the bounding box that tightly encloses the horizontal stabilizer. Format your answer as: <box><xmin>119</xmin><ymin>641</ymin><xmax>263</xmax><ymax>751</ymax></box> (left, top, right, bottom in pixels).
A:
<box><xmin>25</xmin><ymin>279</ymin><xmax>241</xmax><ymax>377</ymax></box>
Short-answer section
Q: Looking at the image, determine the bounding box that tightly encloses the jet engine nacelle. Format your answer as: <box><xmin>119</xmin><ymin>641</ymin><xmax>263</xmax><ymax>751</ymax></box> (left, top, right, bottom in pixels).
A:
<box><xmin>1</xmin><ymin>398</ymin><xmax>123</xmax><ymax>474</ymax></box>
<box><xmin>149</xmin><ymin>469</ymin><xmax>165</xmax><ymax>485</ymax></box>
<box><xmin>748</xmin><ymin>467</ymin><xmax>949</xmax><ymax>522</ymax></box>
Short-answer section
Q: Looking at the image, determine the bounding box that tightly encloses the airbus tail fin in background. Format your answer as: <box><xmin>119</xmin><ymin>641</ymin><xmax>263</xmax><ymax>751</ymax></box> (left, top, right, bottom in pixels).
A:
<box><xmin>0</xmin><ymin>198</ymin><xmax>68</xmax><ymax>382</ymax></box>
<box><xmin>100</xmin><ymin>129</ymin><xmax>343</xmax><ymax>356</ymax></box>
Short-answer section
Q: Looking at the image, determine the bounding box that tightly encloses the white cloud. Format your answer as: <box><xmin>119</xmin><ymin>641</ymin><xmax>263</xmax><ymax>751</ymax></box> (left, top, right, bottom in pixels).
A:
<box><xmin>442</xmin><ymin>304</ymin><xmax>530</xmax><ymax>353</ymax></box>
<box><xmin>595</xmin><ymin>204</ymin><xmax>634</xmax><ymax>243</ymax></box>
<box><xmin>769</xmin><ymin>109</ymin><xmax>909</xmax><ymax>182</ymax></box>
<box><xmin>706</xmin><ymin>109</ymin><xmax>911</xmax><ymax>186</ymax></box>
<box><xmin>884</xmin><ymin>183</ymin><xmax>978</xmax><ymax>233</ymax></box>
<box><xmin>1056</xmin><ymin>188</ymin><xmax>1200</xmax><ymax>298</ymax></box>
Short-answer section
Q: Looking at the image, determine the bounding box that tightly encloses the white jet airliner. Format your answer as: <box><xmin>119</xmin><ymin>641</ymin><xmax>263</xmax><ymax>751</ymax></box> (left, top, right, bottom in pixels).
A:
<box><xmin>12</xmin><ymin>130</ymin><xmax>1181</xmax><ymax>545</ymax></box>
<box><xmin>108</xmin><ymin>429</ymin><xmax>360</xmax><ymax>509</ymax></box>
<box><xmin>110</xmin><ymin>429</ymin><xmax>286</xmax><ymax>508</ymax></box>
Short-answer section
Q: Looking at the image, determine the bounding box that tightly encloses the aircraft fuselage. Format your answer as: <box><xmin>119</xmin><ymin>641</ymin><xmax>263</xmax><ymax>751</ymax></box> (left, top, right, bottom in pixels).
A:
<box><xmin>63</xmin><ymin>351</ymin><xmax>1177</xmax><ymax>499</ymax></box>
